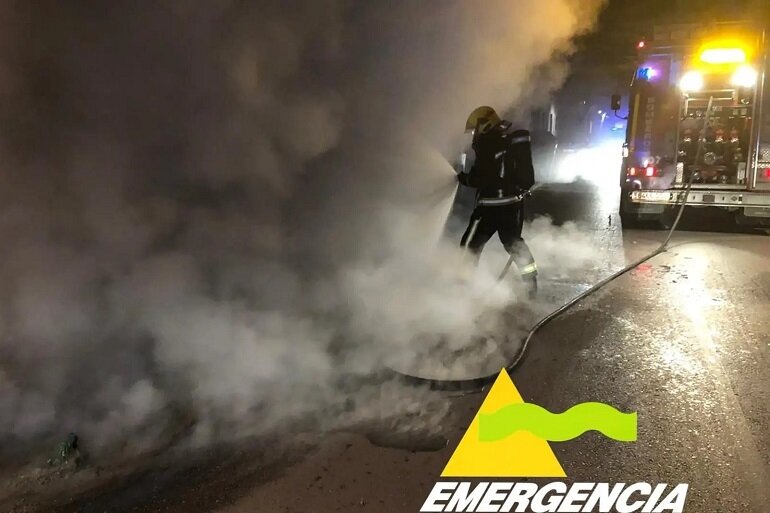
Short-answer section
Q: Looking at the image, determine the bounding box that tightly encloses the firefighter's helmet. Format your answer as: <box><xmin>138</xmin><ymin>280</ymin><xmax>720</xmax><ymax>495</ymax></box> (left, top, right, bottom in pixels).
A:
<box><xmin>465</xmin><ymin>106</ymin><xmax>501</xmax><ymax>135</ymax></box>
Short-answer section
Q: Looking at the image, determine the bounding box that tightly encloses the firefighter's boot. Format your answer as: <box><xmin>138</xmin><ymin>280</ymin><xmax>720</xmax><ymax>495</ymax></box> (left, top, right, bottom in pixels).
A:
<box><xmin>508</xmin><ymin>243</ymin><xmax>538</xmax><ymax>300</ymax></box>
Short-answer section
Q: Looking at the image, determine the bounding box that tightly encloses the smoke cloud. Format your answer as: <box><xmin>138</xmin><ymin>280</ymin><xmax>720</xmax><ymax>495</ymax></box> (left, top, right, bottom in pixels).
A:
<box><xmin>0</xmin><ymin>0</ymin><xmax>605</xmax><ymax>461</ymax></box>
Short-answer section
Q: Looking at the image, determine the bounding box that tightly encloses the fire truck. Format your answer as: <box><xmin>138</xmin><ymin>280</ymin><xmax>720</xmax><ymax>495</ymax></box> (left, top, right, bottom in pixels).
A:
<box><xmin>617</xmin><ymin>18</ymin><xmax>770</xmax><ymax>229</ymax></box>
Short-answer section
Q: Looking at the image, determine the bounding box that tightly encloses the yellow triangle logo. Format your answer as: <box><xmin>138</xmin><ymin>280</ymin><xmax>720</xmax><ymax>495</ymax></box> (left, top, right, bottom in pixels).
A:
<box><xmin>441</xmin><ymin>369</ymin><xmax>566</xmax><ymax>478</ymax></box>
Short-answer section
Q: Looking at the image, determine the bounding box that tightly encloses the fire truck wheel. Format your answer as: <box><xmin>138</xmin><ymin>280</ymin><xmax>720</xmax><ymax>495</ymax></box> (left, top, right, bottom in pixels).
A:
<box><xmin>619</xmin><ymin>191</ymin><xmax>642</xmax><ymax>229</ymax></box>
<box><xmin>735</xmin><ymin>210</ymin><xmax>770</xmax><ymax>233</ymax></box>
<box><xmin>619</xmin><ymin>209</ymin><xmax>641</xmax><ymax>229</ymax></box>
<box><xmin>657</xmin><ymin>207</ymin><xmax>676</xmax><ymax>230</ymax></box>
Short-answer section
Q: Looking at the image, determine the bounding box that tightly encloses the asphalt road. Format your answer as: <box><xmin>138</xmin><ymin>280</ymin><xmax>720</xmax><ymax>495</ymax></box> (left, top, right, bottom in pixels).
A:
<box><xmin>7</xmin><ymin>178</ymin><xmax>770</xmax><ymax>513</ymax></box>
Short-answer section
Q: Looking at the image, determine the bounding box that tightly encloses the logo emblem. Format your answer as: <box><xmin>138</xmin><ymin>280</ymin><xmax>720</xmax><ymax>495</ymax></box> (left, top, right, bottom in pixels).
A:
<box><xmin>442</xmin><ymin>370</ymin><xmax>637</xmax><ymax>477</ymax></box>
<box><xmin>422</xmin><ymin>371</ymin><xmax>689</xmax><ymax>513</ymax></box>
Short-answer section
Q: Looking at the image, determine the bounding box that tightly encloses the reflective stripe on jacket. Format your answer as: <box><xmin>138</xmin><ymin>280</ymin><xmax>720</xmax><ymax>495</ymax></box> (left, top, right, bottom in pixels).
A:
<box><xmin>476</xmin><ymin>195</ymin><xmax>523</xmax><ymax>206</ymax></box>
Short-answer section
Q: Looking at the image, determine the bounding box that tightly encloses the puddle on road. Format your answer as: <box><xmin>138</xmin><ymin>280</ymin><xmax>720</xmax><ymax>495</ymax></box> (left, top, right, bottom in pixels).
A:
<box><xmin>364</xmin><ymin>428</ymin><xmax>448</xmax><ymax>453</ymax></box>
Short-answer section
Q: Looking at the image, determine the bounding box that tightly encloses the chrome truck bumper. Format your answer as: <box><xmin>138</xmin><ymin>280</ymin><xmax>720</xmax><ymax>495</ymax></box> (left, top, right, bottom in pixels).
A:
<box><xmin>631</xmin><ymin>189</ymin><xmax>770</xmax><ymax>217</ymax></box>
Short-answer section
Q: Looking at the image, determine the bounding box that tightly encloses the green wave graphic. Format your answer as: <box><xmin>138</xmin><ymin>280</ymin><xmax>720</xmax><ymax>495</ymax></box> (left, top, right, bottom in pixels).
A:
<box><xmin>478</xmin><ymin>402</ymin><xmax>637</xmax><ymax>442</ymax></box>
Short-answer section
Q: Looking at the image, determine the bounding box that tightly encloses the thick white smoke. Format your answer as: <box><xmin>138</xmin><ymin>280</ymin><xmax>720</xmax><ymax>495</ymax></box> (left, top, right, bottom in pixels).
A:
<box><xmin>0</xmin><ymin>0</ymin><xmax>605</xmax><ymax>460</ymax></box>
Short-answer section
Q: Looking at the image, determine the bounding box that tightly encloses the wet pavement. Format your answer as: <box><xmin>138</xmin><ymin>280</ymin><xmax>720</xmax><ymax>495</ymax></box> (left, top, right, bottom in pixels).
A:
<box><xmin>212</xmin><ymin>180</ymin><xmax>770</xmax><ymax>512</ymax></box>
<box><xmin>8</xmin><ymin>177</ymin><xmax>770</xmax><ymax>512</ymax></box>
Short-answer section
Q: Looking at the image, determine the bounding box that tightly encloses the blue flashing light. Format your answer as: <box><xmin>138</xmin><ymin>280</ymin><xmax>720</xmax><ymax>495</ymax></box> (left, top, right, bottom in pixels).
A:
<box><xmin>637</xmin><ymin>67</ymin><xmax>658</xmax><ymax>81</ymax></box>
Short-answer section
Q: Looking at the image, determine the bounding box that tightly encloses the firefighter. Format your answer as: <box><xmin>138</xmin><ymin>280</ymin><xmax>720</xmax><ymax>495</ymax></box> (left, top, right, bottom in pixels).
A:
<box><xmin>458</xmin><ymin>106</ymin><xmax>538</xmax><ymax>297</ymax></box>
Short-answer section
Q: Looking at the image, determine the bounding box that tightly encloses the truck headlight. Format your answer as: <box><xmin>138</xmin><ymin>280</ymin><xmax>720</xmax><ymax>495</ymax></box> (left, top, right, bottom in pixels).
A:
<box><xmin>679</xmin><ymin>71</ymin><xmax>704</xmax><ymax>92</ymax></box>
<box><xmin>731</xmin><ymin>65</ymin><xmax>758</xmax><ymax>88</ymax></box>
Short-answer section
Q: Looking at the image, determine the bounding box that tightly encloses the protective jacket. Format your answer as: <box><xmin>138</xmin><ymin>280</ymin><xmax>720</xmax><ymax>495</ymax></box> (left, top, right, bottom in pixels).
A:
<box><xmin>458</xmin><ymin>125</ymin><xmax>535</xmax><ymax>206</ymax></box>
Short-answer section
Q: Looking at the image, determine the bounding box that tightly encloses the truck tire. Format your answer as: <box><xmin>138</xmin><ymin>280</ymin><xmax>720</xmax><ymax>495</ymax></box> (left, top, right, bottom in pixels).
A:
<box><xmin>735</xmin><ymin>209</ymin><xmax>770</xmax><ymax>233</ymax></box>
<box><xmin>619</xmin><ymin>190</ymin><xmax>641</xmax><ymax>229</ymax></box>
<box><xmin>620</xmin><ymin>210</ymin><xmax>641</xmax><ymax>229</ymax></box>
<box><xmin>657</xmin><ymin>206</ymin><xmax>677</xmax><ymax>230</ymax></box>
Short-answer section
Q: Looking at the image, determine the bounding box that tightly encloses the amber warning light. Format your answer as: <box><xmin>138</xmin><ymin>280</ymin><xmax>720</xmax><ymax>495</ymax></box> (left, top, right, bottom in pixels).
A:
<box><xmin>700</xmin><ymin>47</ymin><xmax>747</xmax><ymax>65</ymax></box>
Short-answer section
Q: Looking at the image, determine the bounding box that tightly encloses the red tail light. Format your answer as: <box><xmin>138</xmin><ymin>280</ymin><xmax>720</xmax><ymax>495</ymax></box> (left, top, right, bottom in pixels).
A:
<box><xmin>764</xmin><ymin>168</ymin><xmax>770</xmax><ymax>179</ymax></box>
<box><xmin>628</xmin><ymin>165</ymin><xmax>660</xmax><ymax>177</ymax></box>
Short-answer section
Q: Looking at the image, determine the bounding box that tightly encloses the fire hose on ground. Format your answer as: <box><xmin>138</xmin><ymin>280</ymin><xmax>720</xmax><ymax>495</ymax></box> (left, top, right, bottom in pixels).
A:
<box><xmin>391</xmin><ymin>99</ymin><xmax>713</xmax><ymax>393</ymax></box>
